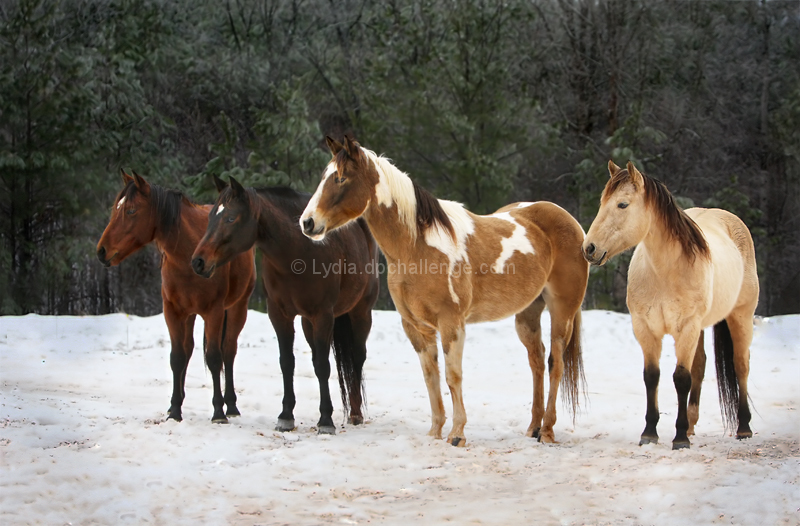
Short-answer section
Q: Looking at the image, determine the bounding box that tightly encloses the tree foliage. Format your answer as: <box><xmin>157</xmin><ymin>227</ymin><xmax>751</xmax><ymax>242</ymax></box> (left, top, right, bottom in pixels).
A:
<box><xmin>1</xmin><ymin>0</ymin><xmax>798</xmax><ymax>315</ymax></box>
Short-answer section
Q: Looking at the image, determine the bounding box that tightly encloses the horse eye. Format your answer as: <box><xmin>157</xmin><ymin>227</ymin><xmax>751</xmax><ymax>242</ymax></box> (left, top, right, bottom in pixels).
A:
<box><xmin>335</xmin><ymin>176</ymin><xmax>346</xmax><ymax>184</ymax></box>
<box><xmin>225</xmin><ymin>216</ymin><xmax>235</xmax><ymax>223</ymax></box>
<box><xmin>126</xmin><ymin>208</ymin><xmax>136</xmax><ymax>215</ymax></box>
<box><xmin>618</xmin><ymin>202</ymin><xmax>629</xmax><ymax>209</ymax></box>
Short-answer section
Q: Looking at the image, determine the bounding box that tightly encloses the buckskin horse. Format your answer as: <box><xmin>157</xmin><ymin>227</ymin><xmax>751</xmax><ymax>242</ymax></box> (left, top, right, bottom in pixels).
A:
<box><xmin>97</xmin><ymin>170</ymin><xmax>256</xmax><ymax>423</ymax></box>
<box><xmin>300</xmin><ymin>136</ymin><xmax>588</xmax><ymax>446</ymax></box>
<box><xmin>582</xmin><ymin>161</ymin><xmax>758</xmax><ymax>449</ymax></box>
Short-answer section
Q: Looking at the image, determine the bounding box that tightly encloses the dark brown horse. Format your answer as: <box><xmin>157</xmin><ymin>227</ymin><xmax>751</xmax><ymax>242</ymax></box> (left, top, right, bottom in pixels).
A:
<box><xmin>191</xmin><ymin>176</ymin><xmax>380</xmax><ymax>434</ymax></box>
<box><xmin>97</xmin><ymin>170</ymin><xmax>256</xmax><ymax>423</ymax></box>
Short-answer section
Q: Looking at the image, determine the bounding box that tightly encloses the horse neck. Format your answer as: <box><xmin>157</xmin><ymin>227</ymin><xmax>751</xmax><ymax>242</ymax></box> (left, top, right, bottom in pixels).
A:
<box><xmin>638</xmin><ymin>206</ymin><xmax>689</xmax><ymax>267</ymax></box>
<box><xmin>363</xmin><ymin>200</ymin><xmax>418</xmax><ymax>263</ymax></box>
<box><xmin>154</xmin><ymin>202</ymin><xmax>206</xmax><ymax>263</ymax></box>
<box><xmin>253</xmin><ymin>192</ymin><xmax>305</xmax><ymax>260</ymax></box>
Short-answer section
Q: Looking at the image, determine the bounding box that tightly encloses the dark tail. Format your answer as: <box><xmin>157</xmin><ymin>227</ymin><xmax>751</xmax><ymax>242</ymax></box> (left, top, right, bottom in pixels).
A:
<box><xmin>331</xmin><ymin>313</ymin><xmax>365</xmax><ymax>417</ymax></box>
<box><xmin>714</xmin><ymin>319</ymin><xmax>739</xmax><ymax>432</ymax></box>
<box><xmin>561</xmin><ymin>310</ymin><xmax>587</xmax><ymax>423</ymax></box>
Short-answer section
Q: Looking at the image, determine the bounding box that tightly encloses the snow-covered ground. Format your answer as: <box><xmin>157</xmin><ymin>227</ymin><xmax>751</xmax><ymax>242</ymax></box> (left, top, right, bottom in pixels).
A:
<box><xmin>1</xmin><ymin>309</ymin><xmax>798</xmax><ymax>525</ymax></box>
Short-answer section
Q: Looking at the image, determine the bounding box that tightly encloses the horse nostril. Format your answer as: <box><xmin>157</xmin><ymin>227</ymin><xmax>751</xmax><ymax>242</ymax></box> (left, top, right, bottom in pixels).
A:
<box><xmin>191</xmin><ymin>257</ymin><xmax>204</xmax><ymax>275</ymax></box>
<box><xmin>97</xmin><ymin>246</ymin><xmax>106</xmax><ymax>258</ymax></box>
<box><xmin>302</xmin><ymin>217</ymin><xmax>315</xmax><ymax>235</ymax></box>
<box><xmin>585</xmin><ymin>243</ymin><xmax>596</xmax><ymax>256</ymax></box>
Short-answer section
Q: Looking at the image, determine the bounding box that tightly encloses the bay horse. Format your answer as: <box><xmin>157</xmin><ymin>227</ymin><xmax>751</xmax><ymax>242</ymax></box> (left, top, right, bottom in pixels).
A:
<box><xmin>300</xmin><ymin>136</ymin><xmax>589</xmax><ymax>447</ymax></box>
<box><xmin>97</xmin><ymin>170</ymin><xmax>256</xmax><ymax>423</ymax></box>
<box><xmin>582</xmin><ymin>161</ymin><xmax>759</xmax><ymax>449</ymax></box>
<box><xmin>190</xmin><ymin>176</ymin><xmax>380</xmax><ymax>434</ymax></box>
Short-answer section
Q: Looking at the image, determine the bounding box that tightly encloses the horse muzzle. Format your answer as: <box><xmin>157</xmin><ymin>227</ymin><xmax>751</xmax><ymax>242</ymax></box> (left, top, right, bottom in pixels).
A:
<box><xmin>191</xmin><ymin>256</ymin><xmax>216</xmax><ymax>278</ymax></box>
<box><xmin>301</xmin><ymin>216</ymin><xmax>326</xmax><ymax>240</ymax></box>
<box><xmin>96</xmin><ymin>246</ymin><xmax>115</xmax><ymax>267</ymax></box>
<box><xmin>581</xmin><ymin>243</ymin><xmax>608</xmax><ymax>266</ymax></box>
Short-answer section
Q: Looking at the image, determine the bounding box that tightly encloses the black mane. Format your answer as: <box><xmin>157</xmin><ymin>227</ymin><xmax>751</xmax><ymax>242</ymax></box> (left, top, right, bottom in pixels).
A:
<box><xmin>253</xmin><ymin>186</ymin><xmax>310</xmax><ymax>218</ymax></box>
<box><xmin>119</xmin><ymin>181</ymin><xmax>189</xmax><ymax>236</ymax></box>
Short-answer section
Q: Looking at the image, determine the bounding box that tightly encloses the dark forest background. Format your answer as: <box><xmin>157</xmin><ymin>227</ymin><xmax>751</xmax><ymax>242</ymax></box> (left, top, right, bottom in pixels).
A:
<box><xmin>1</xmin><ymin>0</ymin><xmax>798</xmax><ymax>317</ymax></box>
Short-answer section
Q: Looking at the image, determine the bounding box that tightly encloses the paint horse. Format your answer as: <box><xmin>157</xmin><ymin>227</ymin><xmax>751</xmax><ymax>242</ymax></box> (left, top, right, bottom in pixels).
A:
<box><xmin>97</xmin><ymin>171</ymin><xmax>256</xmax><ymax>423</ymax></box>
<box><xmin>583</xmin><ymin>161</ymin><xmax>758</xmax><ymax>449</ymax></box>
<box><xmin>191</xmin><ymin>176</ymin><xmax>380</xmax><ymax>434</ymax></box>
<box><xmin>300</xmin><ymin>136</ymin><xmax>589</xmax><ymax>446</ymax></box>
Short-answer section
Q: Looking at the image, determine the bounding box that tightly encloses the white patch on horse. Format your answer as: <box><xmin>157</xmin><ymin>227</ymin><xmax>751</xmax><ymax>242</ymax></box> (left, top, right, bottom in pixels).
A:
<box><xmin>116</xmin><ymin>196</ymin><xmax>126</xmax><ymax>209</ymax></box>
<box><xmin>323</xmin><ymin>162</ymin><xmax>337</xmax><ymax>180</ymax></box>
<box><xmin>216</xmin><ymin>203</ymin><xmax>225</xmax><ymax>215</ymax></box>
<box><xmin>300</xmin><ymin>161</ymin><xmax>338</xmax><ymax>230</ymax></box>
<box><xmin>424</xmin><ymin>200</ymin><xmax>475</xmax><ymax>304</ymax></box>
<box><xmin>516</xmin><ymin>202</ymin><xmax>536</xmax><ymax>208</ymax></box>
<box><xmin>490</xmin><ymin>212</ymin><xmax>535</xmax><ymax>273</ymax></box>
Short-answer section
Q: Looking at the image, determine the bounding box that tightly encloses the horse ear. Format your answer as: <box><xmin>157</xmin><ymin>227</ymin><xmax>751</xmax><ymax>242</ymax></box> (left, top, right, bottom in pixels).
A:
<box><xmin>326</xmin><ymin>136</ymin><xmax>344</xmax><ymax>156</ymax></box>
<box><xmin>607</xmin><ymin>160</ymin><xmax>622</xmax><ymax>177</ymax></box>
<box><xmin>229</xmin><ymin>176</ymin><xmax>246</xmax><ymax>198</ymax></box>
<box><xmin>120</xmin><ymin>168</ymin><xmax>134</xmax><ymax>185</ymax></box>
<box><xmin>626</xmin><ymin>161</ymin><xmax>644</xmax><ymax>187</ymax></box>
<box><xmin>212</xmin><ymin>174</ymin><xmax>228</xmax><ymax>194</ymax></box>
<box><xmin>343</xmin><ymin>135</ymin><xmax>361</xmax><ymax>160</ymax></box>
<box><xmin>132</xmin><ymin>171</ymin><xmax>150</xmax><ymax>196</ymax></box>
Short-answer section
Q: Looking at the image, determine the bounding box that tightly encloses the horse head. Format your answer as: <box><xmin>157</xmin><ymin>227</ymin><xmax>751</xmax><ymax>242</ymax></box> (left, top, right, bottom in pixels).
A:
<box><xmin>582</xmin><ymin>161</ymin><xmax>650</xmax><ymax>266</ymax></box>
<box><xmin>191</xmin><ymin>176</ymin><xmax>258</xmax><ymax>278</ymax></box>
<box><xmin>96</xmin><ymin>169</ymin><xmax>157</xmax><ymax>267</ymax></box>
<box><xmin>300</xmin><ymin>136</ymin><xmax>377</xmax><ymax>241</ymax></box>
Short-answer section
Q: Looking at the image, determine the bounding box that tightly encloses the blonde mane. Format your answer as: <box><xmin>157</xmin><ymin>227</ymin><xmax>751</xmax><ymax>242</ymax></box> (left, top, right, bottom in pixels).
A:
<box><xmin>360</xmin><ymin>148</ymin><xmax>418</xmax><ymax>240</ymax></box>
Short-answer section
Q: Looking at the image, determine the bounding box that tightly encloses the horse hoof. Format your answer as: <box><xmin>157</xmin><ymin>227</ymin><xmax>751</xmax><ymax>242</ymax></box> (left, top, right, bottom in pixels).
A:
<box><xmin>167</xmin><ymin>414</ymin><xmax>182</xmax><ymax>422</ymax></box>
<box><xmin>528</xmin><ymin>427</ymin><xmax>541</xmax><ymax>439</ymax></box>
<box><xmin>449</xmin><ymin>437</ymin><xmax>466</xmax><ymax>447</ymax></box>
<box><xmin>538</xmin><ymin>433</ymin><xmax>556</xmax><ymax>444</ymax></box>
<box><xmin>226</xmin><ymin>407</ymin><xmax>241</xmax><ymax>417</ymax></box>
<box><xmin>349</xmin><ymin>415</ymin><xmax>364</xmax><ymax>426</ymax></box>
<box><xmin>318</xmin><ymin>425</ymin><xmax>336</xmax><ymax>435</ymax></box>
<box><xmin>275</xmin><ymin>419</ymin><xmax>295</xmax><ymax>432</ymax></box>
<box><xmin>639</xmin><ymin>436</ymin><xmax>658</xmax><ymax>446</ymax></box>
<box><xmin>212</xmin><ymin>416</ymin><xmax>230</xmax><ymax>424</ymax></box>
<box><xmin>736</xmin><ymin>431</ymin><xmax>753</xmax><ymax>440</ymax></box>
<box><xmin>672</xmin><ymin>440</ymin><xmax>691</xmax><ymax>450</ymax></box>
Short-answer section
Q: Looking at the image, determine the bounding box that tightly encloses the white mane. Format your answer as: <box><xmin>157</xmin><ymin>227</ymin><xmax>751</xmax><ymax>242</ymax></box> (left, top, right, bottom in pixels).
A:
<box><xmin>361</xmin><ymin>147</ymin><xmax>418</xmax><ymax>240</ymax></box>
<box><xmin>361</xmin><ymin>146</ymin><xmax>475</xmax><ymax>303</ymax></box>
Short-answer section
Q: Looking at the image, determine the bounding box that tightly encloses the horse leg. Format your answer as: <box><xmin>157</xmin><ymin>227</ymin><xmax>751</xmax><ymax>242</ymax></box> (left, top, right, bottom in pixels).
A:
<box><xmin>344</xmin><ymin>303</ymin><xmax>373</xmax><ymax>425</ymax></box>
<box><xmin>402</xmin><ymin>318</ymin><xmax>445</xmax><ymax>440</ymax></box>
<box><xmin>269</xmin><ymin>307</ymin><xmax>296</xmax><ymax>432</ymax></box>
<box><xmin>222</xmin><ymin>301</ymin><xmax>248</xmax><ymax>417</ymax></box>
<box><xmin>672</xmin><ymin>326</ymin><xmax>702</xmax><ymax>449</ymax></box>
<box><xmin>687</xmin><ymin>332</ymin><xmax>706</xmax><ymax>436</ymax></box>
<box><xmin>515</xmin><ymin>296</ymin><xmax>547</xmax><ymax>439</ymax></box>
<box><xmin>302</xmin><ymin>315</ymin><xmax>336</xmax><ymax>434</ymax></box>
<box><xmin>725</xmin><ymin>310</ymin><xmax>754</xmax><ymax>439</ymax></box>
<box><xmin>203</xmin><ymin>310</ymin><xmax>228</xmax><ymax>423</ymax></box>
<box><xmin>538</xmin><ymin>303</ymin><xmax>576</xmax><ymax>444</ymax></box>
<box><xmin>164</xmin><ymin>304</ymin><xmax>191</xmax><ymax>422</ymax></box>
<box><xmin>440</xmin><ymin>320</ymin><xmax>467</xmax><ymax>447</ymax></box>
<box><xmin>632</xmin><ymin>320</ymin><xmax>663</xmax><ymax>445</ymax></box>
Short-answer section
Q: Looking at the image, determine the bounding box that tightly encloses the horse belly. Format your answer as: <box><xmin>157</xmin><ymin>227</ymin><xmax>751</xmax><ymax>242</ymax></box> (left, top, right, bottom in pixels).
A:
<box><xmin>466</xmin><ymin>274</ymin><xmax>545</xmax><ymax>323</ymax></box>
